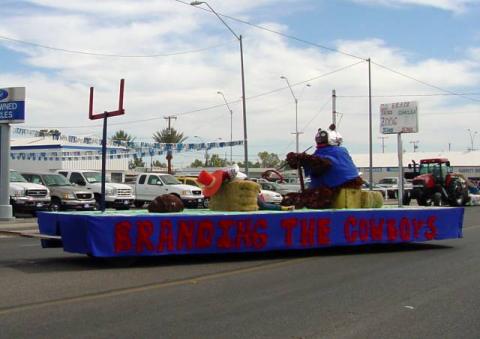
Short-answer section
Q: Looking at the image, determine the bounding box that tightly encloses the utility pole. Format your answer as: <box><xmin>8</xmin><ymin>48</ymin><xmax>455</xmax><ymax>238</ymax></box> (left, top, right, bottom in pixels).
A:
<box><xmin>378</xmin><ymin>136</ymin><xmax>388</xmax><ymax>153</ymax></box>
<box><xmin>164</xmin><ymin>115</ymin><xmax>177</xmax><ymax>130</ymax></box>
<box><xmin>410</xmin><ymin>140</ymin><xmax>419</xmax><ymax>152</ymax></box>
<box><xmin>163</xmin><ymin>115</ymin><xmax>177</xmax><ymax>174</ymax></box>
<box><xmin>332</xmin><ymin>89</ymin><xmax>336</xmax><ymax>125</ymax></box>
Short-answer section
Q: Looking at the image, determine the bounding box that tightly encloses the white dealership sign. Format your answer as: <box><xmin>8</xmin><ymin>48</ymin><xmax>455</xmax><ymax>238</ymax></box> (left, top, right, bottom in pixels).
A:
<box><xmin>380</xmin><ymin>101</ymin><xmax>418</xmax><ymax>134</ymax></box>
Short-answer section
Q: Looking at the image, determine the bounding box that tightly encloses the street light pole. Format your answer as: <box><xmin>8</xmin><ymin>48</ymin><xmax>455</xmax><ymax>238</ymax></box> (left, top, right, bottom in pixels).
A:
<box><xmin>191</xmin><ymin>1</ymin><xmax>249</xmax><ymax>176</ymax></box>
<box><xmin>468</xmin><ymin>129</ymin><xmax>478</xmax><ymax>151</ymax></box>
<box><xmin>281</xmin><ymin>76</ymin><xmax>303</xmax><ymax>153</ymax></box>
<box><xmin>217</xmin><ymin>91</ymin><xmax>233</xmax><ymax>164</ymax></box>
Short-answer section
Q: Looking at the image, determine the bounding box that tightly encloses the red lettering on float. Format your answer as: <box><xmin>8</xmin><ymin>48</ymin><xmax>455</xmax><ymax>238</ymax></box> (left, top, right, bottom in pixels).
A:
<box><xmin>399</xmin><ymin>217</ymin><xmax>411</xmax><ymax>241</ymax></box>
<box><xmin>344</xmin><ymin>216</ymin><xmax>358</xmax><ymax>243</ymax></box>
<box><xmin>386</xmin><ymin>219</ymin><xmax>397</xmax><ymax>241</ymax></box>
<box><xmin>425</xmin><ymin>216</ymin><xmax>438</xmax><ymax>240</ymax></box>
<box><xmin>281</xmin><ymin>218</ymin><xmax>297</xmax><ymax>246</ymax></box>
<box><xmin>413</xmin><ymin>218</ymin><xmax>425</xmax><ymax>239</ymax></box>
<box><xmin>135</xmin><ymin>221</ymin><xmax>154</xmax><ymax>253</ymax></box>
<box><xmin>235</xmin><ymin>219</ymin><xmax>252</xmax><ymax>248</ymax></box>
<box><xmin>359</xmin><ymin>219</ymin><xmax>369</xmax><ymax>242</ymax></box>
<box><xmin>177</xmin><ymin>221</ymin><xmax>194</xmax><ymax>250</ymax></box>
<box><xmin>114</xmin><ymin>221</ymin><xmax>132</xmax><ymax>253</ymax></box>
<box><xmin>300</xmin><ymin>219</ymin><xmax>315</xmax><ymax>247</ymax></box>
<box><xmin>157</xmin><ymin>221</ymin><xmax>174</xmax><ymax>252</ymax></box>
<box><xmin>253</xmin><ymin>219</ymin><xmax>268</xmax><ymax>249</ymax></box>
<box><xmin>196</xmin><ymin>220</ymin><xmax>214</xmax><ymax>249</ymax></box>
<box><xmin>316</xmin><ymin>219</ymin><xmax>331</xmax><ymax>245</ymax></box>
<box><xmin>217</xmin><ymin>220</ymin><xmax>233</xmax><ymax>249</ymax></box>
<box><xmin>369</xmin><ymin>218</ymin><xmax>384</xmax><ymax>240</ymax></box>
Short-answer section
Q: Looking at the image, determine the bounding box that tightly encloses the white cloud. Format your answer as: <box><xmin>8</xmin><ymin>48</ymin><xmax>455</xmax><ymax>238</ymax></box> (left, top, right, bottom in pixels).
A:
<box><xmin>0</xmin><ymin>0</ymin><xmax>479</xmax><ymax>166</ymax></box>
<box><xmin>350</xmin><ymin>0</ymin><xmax>478</xmax><ymax>13</ymax></box>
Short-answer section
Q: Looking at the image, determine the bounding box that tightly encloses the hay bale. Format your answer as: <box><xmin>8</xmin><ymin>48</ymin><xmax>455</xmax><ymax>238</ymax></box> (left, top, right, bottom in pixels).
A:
<box><xmin>370</xmin><ymin>191</ymin><xmax>384</xmax><ymax>208</ymax></box>
<box><xmin>332</xmin><ymin>188</ymin><xmax>362</xmax><ymax>209</ymax></box>
<box><xmin>209</xmin><ymin>180</ymin><xmax>261</xmax><ymax>211</ymax></box>
<box><xmin>360</xmin><ymin>191</ymin><xmax>384</xmax><ymax>208</ymax></box>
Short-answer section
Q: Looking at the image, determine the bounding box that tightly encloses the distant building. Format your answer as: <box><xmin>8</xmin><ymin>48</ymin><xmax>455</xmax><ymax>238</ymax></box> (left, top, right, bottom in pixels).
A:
<box><xmin>10</xmin><ymin>138</ymin><xmax>129</xmax><ymax>182</ymax></box>
<box><xmin>352</xmin><ymin>150</ymin><xmax>480</xmax><ymax>183</ymax></box>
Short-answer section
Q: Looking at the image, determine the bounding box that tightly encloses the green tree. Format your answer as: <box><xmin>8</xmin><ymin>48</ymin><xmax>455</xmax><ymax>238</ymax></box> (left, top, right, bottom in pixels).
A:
<box><xmin>152</xmin><ymin>127</ymin><xmax>187</xmax><ymax>174</ymax></box>
<box><xmin>209</xmin><ymin>154</ymin><xmax>227</xmax><ymax>167</ymax></box>
<box><xmin>129</xmin><ymin>157</ymin><xmax>145</xmax><ymax>169</ymax></box>
<box><xmin>111</xmin><ymin>130</ymin><xmax>135</xmax><ymax>145</ymax></box>
<box><xmin>152</xmin><ymin>160</ymin><xmax>166</xmax><ymax>168</ymax></box>
<box><xmin>190</xmin><ymin>159</ymin><xmax>205</xmax><ymax>168</ymax></box>
<box><xmin>258</xmin><ymin>151</ymin><xmax>281</xmax><ymax>168</ymax></box>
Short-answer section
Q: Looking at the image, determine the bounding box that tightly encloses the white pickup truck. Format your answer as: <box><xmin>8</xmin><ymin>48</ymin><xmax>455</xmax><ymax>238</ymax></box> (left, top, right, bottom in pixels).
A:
<box><xmin>58</xmin><ymin>170</ymin><xmax>135</xmax><ymax>210</ymax></box>
<box><xmin>9</xmin><ymin>170</ymin><xmax>51</xmax><ymax>215</ymax></box>
<box><xmin>132</xmin><ymin>173</ymin><xmax>205</xmax><ymax>208</ymax></box>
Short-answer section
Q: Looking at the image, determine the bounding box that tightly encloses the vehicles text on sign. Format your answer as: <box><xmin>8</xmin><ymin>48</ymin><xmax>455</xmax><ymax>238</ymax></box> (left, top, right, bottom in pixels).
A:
<box><xmin>380</xmin><ymin>101</ymin><xmax>418</xmax><ymax>134</ymax></box>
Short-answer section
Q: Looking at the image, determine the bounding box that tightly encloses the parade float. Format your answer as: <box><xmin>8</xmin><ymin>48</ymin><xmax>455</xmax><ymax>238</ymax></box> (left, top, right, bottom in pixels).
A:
<box><xmin>34</xmin><ymin>123</ymin><xmax>464</xmax><ymax>258</ymax></box>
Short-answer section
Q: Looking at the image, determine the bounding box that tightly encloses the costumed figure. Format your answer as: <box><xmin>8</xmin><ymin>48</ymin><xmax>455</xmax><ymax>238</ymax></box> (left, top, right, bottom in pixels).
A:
<box><xmin>283</xmin><ymin>124</ymin><xmax>383</xmax><ymax>209</ymax></box>
<box><xmin>197</xmin><ymin>165</ymin><xmax>294</xmax><ymax>212</ymax></box>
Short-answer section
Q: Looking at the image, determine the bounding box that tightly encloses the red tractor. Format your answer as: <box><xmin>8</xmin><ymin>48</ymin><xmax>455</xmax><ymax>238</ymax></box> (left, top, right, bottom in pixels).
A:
<box><xmin>407</xmin><ymin>158</ymin><xmax>469</xmax><ymax>206</ymax></box>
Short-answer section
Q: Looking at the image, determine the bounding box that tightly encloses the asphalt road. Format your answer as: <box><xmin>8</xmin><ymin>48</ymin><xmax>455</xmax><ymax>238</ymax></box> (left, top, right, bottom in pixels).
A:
<box><xmin>1</xmin><ymin>207</ymin><xmax>479</xmax><ymax>338</ymax></box>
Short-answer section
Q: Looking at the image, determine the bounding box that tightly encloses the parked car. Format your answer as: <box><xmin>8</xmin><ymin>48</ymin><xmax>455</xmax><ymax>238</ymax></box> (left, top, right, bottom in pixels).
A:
<box><xmin>377</xmin><ymin>177</ymin><xmax>413</xmax><ymax>199</ymax></box>
<box><xmin>58</xmin><ymin>170</ymin><xmax>135</xmax><ymax>210</ymax></box>
<box><xmin>257</xmin><ymin>179</ymin><xmax>300</xmax><ymax>196</ymax></box>
<box><xmin>260</xmin><ymin>189</ymin><xmax>283</xmax><ymax>204</ymax></box>
<box><xmin>21</xmin><ymin>172</ymin><xmax>95</xmax><ymax>211</ymax></box>
<box><xmin>132</xmin><ymin>173</ymin><xmax>205</xmax><ymax>208</ymax></box>
<box><xmin>361</xmin><ymin>181</ymin><xmax>387</xmax><ymax>198</ymax></box>
<box><xmin>9</xmin><ymin>170</ymin><xmax>50</xmax><ymax>215</ymax></box>
<box><xmin>175</xmin><ymin>176</ymin><xmax>200</xmax><ymax>187</ymax></box>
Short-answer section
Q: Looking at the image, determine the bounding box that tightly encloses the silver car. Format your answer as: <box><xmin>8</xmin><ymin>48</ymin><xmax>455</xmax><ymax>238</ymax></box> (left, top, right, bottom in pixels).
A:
<box><xmin>21</xmin><ymin>172</ymin><xmax>96</xmax><ymax>211</ymax></box>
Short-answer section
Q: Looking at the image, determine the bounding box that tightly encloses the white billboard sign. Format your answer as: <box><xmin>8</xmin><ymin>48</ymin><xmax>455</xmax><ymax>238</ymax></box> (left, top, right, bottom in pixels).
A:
<box><xmin>380</xmin><ymin>101</ymin><xmax>418</xmax><ymax>134</ymax></box>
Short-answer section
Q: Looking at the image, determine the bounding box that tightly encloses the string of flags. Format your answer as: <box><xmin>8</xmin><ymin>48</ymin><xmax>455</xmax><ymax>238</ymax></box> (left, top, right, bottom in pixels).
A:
<box><xmin>12</xmin><ymin>127</ymin><xmax>239</xmax><ymax>150</ymax></box>
<box><xmin>10</xmin><ymin>140</ymin><xmax>244</xmax><ymax>161</ymax></box>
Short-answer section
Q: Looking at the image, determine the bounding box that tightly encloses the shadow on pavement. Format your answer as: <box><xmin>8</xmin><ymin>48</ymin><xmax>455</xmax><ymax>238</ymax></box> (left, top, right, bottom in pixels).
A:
<box><xmin>3</xmin><ymin>242</ymin><xmax>453</xmax><ymax>272</ymax></box>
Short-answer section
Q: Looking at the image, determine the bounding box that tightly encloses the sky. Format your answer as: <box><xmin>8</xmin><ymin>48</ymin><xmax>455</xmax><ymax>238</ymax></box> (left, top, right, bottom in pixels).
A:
<box><xmin>1</xmin><ymin>0</ymin><xmax>480</xmax><ymax>167</ymax></box>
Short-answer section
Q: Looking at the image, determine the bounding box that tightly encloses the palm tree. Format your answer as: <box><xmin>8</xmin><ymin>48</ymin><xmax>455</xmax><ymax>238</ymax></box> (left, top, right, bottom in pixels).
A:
<box><xmin>152</xmin><ymin>127</ymin><xmax>187</xmax><ymax>174</ymax></box>
<box><xmin>111</xmin><ymin>130</ymin><xmax>135</xmax><ymax>145</ymax></box>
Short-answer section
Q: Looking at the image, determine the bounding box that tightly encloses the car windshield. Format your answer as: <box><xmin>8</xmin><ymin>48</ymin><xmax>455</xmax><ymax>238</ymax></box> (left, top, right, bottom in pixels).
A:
<box><xmin>9</xmin><ymin>171</ymin><xmax>27</xmax><ymax>183</ymax></box>
<box><xmin>161</xmin><ymin>175</ymin><xmax>181</xmax><ymax>185</ymax></box>
<box><xmin>43</xmin><ymin>174</ymin><xmax>72</xmax><ymax>186</ymax></box>
<box><xmin>84</xmin><ymin>172</ymin><xmax>103</xmax><ymax>183</ymax></box>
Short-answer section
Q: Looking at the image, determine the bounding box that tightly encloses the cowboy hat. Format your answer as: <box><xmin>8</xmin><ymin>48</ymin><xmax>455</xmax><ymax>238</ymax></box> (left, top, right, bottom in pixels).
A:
<box><xmin>197</xmin><ymin>170</ymin><xmax>226</xmax><ymax>197</ymax></box>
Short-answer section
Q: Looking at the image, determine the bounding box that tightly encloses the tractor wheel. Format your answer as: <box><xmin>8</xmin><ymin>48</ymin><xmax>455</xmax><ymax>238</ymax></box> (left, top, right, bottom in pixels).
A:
<box><xmin>432</xmin><ymin>192</ymin><xmax>442</xmax><ymax>206</ymax></box>
<box><xmin>448</xmin><ymin>180</ymin><xmax>468</xmax><ymax>206</ymax></box>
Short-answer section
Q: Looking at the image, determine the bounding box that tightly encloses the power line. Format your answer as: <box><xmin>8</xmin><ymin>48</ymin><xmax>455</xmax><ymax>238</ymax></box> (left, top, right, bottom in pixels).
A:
<box><xmin>0</xmin><ymin>34</ymin><xmax>234</xmax><ymax>58</ymax></box>
<box><xmin>371</xmin><ymin>61</ymin><xmax>480</xmax><ymax>103</ymax></box>
<box><xmin>176</xmin><ymin>0</ymin><xmax>366</xmax><ymax>61</ymax></box>
<box><xmin>181</xmin><ymin>0</ymin><xmax>480</xmax><ymax>104</ymax></box>
<box><xmin>25</xmin><ymin>60</ymin><xmax>365</xmax><ymax>129</ymax></box>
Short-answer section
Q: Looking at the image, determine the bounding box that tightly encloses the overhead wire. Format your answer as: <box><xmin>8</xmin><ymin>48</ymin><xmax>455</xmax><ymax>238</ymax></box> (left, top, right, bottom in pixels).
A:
<box><xmin>25</xmin><ymin>60</ymin><xmax>366</xmax><ymax>129</ymax></box>
<box><xmin>180</xmin><ymin>0</ymin><xmax>480</xmax><ymax>104</ymax></box>
<box><xmin>0</xmin><ymin>34</ymin><xmax>234</xmax><ymax>58</ymax></box>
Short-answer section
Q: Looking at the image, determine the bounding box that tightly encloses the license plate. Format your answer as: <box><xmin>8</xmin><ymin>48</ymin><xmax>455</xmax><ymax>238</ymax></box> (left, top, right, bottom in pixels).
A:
<box><xmin>124</xmin><ymin>200</ymin><xmax>130</xmax><ymax>205</ymax></box>
<box><xmin>36</xmin><ymin>203</ymin><xmax>43</xmax><ymax>208</ymax></box>
<box><xmin>84</xmin><ymin>204</ymin><xmax>90</xmax><ymax>208</ymax></box>
<box><xmin>198</xmin><ymin>198</ymin><xmax>202</xmax><ymax>202</ymax></box>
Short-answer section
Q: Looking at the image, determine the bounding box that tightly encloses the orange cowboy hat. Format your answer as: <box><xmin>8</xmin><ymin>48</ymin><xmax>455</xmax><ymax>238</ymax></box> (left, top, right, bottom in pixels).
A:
<box><xmin>197</xmin><ymin>170</ymin><xmax>226</xmax><ymax>197</ymax></box>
